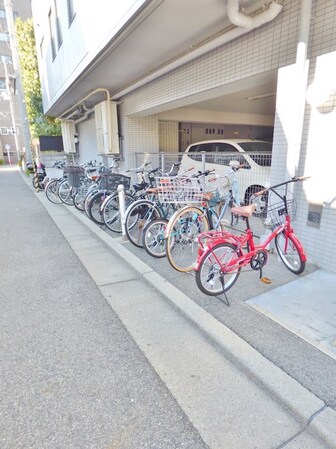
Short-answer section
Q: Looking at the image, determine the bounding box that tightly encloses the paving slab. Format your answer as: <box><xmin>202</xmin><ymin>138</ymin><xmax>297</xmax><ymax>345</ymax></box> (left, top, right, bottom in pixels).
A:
<box><xmin>247</xmin><ymin>270</ymin><xmax>336</xmax><ymax>360</ymax></box>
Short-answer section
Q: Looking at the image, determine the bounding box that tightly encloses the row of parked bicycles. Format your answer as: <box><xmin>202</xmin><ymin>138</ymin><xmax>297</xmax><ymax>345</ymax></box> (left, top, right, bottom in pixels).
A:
<box><xmin>43</xmin><ymin>157</ymin><xmax>309</xmax><ymax>299</ymax></box>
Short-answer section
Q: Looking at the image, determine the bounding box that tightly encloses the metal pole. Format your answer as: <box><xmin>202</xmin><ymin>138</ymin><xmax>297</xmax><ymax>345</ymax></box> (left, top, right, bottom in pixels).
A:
<box><xmin>117</xmin><ymin>184</ymin><xmax>127</xmax><ymax>238</ymax></box>
<box><xmin>160</xmin><ymin>152</ymin><xmax>165</xmax><ymax>173</ymax></box>
<box><xmin>201</xmin><ymin>151</ymin><xmax>206</xmax><ymax>173</ymax></box>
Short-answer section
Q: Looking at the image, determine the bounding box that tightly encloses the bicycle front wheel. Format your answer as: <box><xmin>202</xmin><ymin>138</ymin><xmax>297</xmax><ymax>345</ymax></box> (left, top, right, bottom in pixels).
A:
<box><xmin>166</xmin><ymin>206</ymin><xmax>209</xmax><ymax>272</ymax></box>
<box><xmin>275</xmin><ymin>232</ymin><xmax>305</xmax><ymax>274</ymax></box>
<box><xmin>142</xmin><ymin>218</ymin><xmax>168</xmax><ymax>258</ymax></box>
<box><xmin>58</xmin><ymin>179</ymin><xmax>74</xmax><ymax>205</ymax></box>
<box><xmin>125</xmin><ymin>199</ymin><xmax>161</xmax><ymax>247</ymax></box>
<box><xmin>45</xmin><ymin>179</ymin><xmax>62</xmax><ymax>204</ymax></box>
<box><xmin>87</xmin><ymin>191</ymin><xmax>113</xmax><ymax>224</ymax></box>
<box><xmin>195</xmin><ymin>242</ymin><xmax>241</xmax><ymax>295</ymax></box>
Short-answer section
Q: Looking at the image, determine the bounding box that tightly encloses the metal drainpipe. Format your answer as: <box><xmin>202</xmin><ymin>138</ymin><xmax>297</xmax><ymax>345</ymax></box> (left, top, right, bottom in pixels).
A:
<box><xmin>289</xmin><ymin>0</ymin><xmax>313</xmax><ymax>176</ymax></box>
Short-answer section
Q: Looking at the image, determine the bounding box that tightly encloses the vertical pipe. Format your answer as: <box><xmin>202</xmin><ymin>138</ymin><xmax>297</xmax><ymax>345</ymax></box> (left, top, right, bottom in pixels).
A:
<box><xmin>201</xmin><ymin>151</ymin><xmax>206</xmax><ymax>173</ymax></box>
<box><xmin>290</xmin><ymin>0</ymin><xmax>313</xmax><ymax>176</ymax></box>
<box><xmin>161</xmin><ymin>152</ymin><xmax>165</xmax><ymax>173</ymax></box>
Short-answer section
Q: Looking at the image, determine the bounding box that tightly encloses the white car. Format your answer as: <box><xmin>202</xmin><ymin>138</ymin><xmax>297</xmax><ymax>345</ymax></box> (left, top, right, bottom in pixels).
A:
<box><xmin>179</xmin><ymin>139</ymin><xmax>272</xmax><ymax>208</ymax></box>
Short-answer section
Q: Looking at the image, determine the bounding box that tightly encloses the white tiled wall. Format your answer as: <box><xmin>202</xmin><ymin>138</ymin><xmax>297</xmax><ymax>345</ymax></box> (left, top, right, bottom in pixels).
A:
<box><xmin>117</xmin><ymin>0</ymin><xmax>336</xmax><ymax>271</ymax></box>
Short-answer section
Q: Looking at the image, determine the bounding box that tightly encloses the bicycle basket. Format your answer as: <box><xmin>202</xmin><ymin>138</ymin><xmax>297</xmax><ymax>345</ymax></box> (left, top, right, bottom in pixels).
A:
<box><xmin>261</xmin><ymin>191</ymin><xmax>296</xmax><ymax>228</ymax></box>
<box><xmin>156</xmin><ymin>176</ymin><xmax>205</xmax><ymax>204</ymax></box>
<box><xmin>64</xmin><ymin>165</ymin><xmax>85</xmax><ymax>187</ymax></box>
<box><xmin>99</xmin><ymin>173</ymin><xmax>131</xmax><ymax>191</ymax></box>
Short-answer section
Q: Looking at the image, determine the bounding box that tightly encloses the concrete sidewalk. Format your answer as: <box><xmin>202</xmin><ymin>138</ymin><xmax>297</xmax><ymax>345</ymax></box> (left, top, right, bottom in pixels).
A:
<box><xmin>3</xmin><ymin>167</ymin><xmax>336</xmax><ymax>449</ymax></box>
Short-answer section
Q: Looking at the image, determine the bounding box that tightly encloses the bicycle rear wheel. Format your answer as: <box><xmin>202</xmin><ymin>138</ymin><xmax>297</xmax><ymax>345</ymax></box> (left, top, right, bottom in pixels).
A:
<box><xmin>125</xmin><ymin>199</ymin><xmax>161</xmax><ymax>247</ymax></box>
<box><xmin>142</xmin><ymin>218</ymin><xmax>168</xmax><ymax>258</ymax></box>
<box><xmin>87</xmin><ymin>191</ymin><xmax>113</xmax><ymax>225</ymax></box>
<box><xmin>275</xmin><ymin>232</ymin><xmax>305</xmax><ymax>274</ymax></box>
<box><xmin>195</xmin><ymin>242</ymin><xmax>242</xmax><ymax>295</ymax></box>
<box><xmin>166</xmin><ymin>206</ymin><xmax>209</xmax><ymax>272</ymax></box>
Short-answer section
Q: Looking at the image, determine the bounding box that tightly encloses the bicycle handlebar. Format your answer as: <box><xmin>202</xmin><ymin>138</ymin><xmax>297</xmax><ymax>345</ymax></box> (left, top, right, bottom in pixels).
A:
<box><xmin>254</xmin><ymin>175</ymin><xmax>310</xmax><ymax>196</ymax></box>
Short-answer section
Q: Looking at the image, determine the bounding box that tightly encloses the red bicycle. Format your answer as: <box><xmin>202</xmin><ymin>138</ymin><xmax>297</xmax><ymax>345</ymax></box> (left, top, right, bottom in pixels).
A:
<box><xmin>194</xmin><ymin>176</ymin><xmax>309</xmax><ymax>296</ymax></box>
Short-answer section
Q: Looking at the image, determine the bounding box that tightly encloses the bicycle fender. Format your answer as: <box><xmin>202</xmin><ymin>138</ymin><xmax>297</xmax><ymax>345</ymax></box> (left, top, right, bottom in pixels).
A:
<box><xmin>288</xmin><ymin>233</ymin><xmax>307</xmax><ymax>262</ymax></box>
<box><xmin>101</xmin><ymin>192</ymin><xmax>118</xmax><ymax>210</ymax></box>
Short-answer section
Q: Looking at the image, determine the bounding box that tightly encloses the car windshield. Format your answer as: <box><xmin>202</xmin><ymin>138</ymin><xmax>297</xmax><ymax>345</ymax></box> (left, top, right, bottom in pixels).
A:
<box><xmin>238</xmin><ymin>142</ymin><xmax>272</xmax><ymax>167</ymax></box>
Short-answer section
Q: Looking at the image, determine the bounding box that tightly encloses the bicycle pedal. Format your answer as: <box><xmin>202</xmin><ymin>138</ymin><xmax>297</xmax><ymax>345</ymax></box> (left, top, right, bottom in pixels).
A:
<box><xmin>260</xmin><ymin>277</ymin><xmax>272</xmax><ymax>284</ymax></box>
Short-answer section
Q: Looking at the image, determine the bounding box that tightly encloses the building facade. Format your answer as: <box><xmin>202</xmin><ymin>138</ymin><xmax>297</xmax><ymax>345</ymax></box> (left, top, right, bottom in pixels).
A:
<box><xmin>31</xmin><ymin>0</ymin><xmax>336</xmax><ymax>272</ymax></box>
<box><xmin>0</xmin><ymin>0</ymin><xmax>31</xmax><ymax>165</ymax></box>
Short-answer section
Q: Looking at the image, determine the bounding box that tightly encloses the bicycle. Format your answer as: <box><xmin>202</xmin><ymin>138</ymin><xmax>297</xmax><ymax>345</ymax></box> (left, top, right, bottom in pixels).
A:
<box><xmin>100</xmin><ymin>164</ymin><xmax>161</xmax><ymax>233</ymax></box>
<box><xmin>194</xmin><ymin>176</ymin><xmax>309</xmax><ymax>298</ymax></box>
<box><xmin>141</xmin><ymin>167</ymin><xmax>217</xmax><ymax>258</ymax></box>
<box><xmin>58</xmin><ymin>162</ymin><xmax>100</xmax><ymax>206</ymax></box>
<box><xmin>44</xmin><ymin>161</ymin><xmax>67</xmax><ymax>204</ymax></box>
<box><xmin>124</xmin><ymin>164</ymin><xmax>191</xmax><ymax>248</ymax></box>
<box><xmin>164</xmin><ymin>161</ymin><xmax>242</xmax><ymax>272</ymax></box>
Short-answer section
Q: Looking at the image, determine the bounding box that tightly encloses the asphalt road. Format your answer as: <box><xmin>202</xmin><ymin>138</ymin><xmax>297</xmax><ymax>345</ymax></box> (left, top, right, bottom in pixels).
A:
<box><xmin>0</xmin><ymin>168</ymin><xmax>209</xmax><ymax>449</ymax></box>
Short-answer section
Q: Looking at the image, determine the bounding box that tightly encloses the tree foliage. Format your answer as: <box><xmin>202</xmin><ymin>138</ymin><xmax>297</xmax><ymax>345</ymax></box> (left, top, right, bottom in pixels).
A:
<box><xmin>15</xmin><ymin>18</ymin><xmax>61</xmax><ymax>138</ymax></box>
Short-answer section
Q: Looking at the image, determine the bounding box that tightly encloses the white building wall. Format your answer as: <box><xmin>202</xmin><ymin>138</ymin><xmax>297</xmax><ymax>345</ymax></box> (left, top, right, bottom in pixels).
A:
<box><xmin>116</xmin><ymin>0</ymin><xmax>336</xmax><ymax>272</ymax></box>
<box><xmin>293</xmin><ymin>0</ymin><xmax>336</xmax><ymax>270</ymax></box>
<box><xmin>31</xmin><ymin>0</ymin><xmax>147</xmax><ymax>111</ymax></box>
<box><xmin>119</xmin><ymin>112</ymin><xmax>159</xmax><ymax>168</ymax></box>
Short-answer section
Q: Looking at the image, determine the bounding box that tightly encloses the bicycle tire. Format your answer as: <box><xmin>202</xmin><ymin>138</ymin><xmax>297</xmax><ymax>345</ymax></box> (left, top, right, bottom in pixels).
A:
<box><xmin>73</xmin><ymin>182</ymin><xmax>94</xmax><ymax>211</ymax></box>
<box><xmin>45</xmin><ymin>179</ymin><xmax>62</xmax><ymax>204</ymax></box>
<box><xmin>165</xmin><ymin>206</ymin><xmax>210</xmax><ymax>272</ymax></box>
<box><xmin>195</xmin><ymin>242</ymin><xmax>242</xmax><ymax>295</ymax></box>
<box><xmin>87</xmin><ymin>190</ymin><xmax>112</xmax><ymax>225</ymax></box>
<box><xmin>142</xmin><ymin>218</ymin><xmax>169</xmax><ymax>258</ymax></box>
<box><xmin>84</xmin><ymin>188</ymin><xmax>99</xmax><ymax>217</ymax></box>
<box><xmin>125</xmin><ymin>199</ymin><xmax>161</xmax><ymax>248</ymax></box>
<box><xmin>58</xmin><ymin>179</ymin><xmax>74</xmax><ymax>205</ymax></box>
<box><xmin>102</xmin><ymin>192</ymin><xmax>134</xmax><ymax>233</ymax></box>
<box><xmin>275</xmin><ymin>232</ymin><xmax>305</xmax><ymax>274</ymax></box>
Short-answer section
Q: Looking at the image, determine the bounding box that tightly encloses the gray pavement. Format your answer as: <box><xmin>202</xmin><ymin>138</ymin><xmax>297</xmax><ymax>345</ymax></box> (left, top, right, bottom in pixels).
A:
<box><xmin>1</xmin><ymin>166</ymin><xmax>336</xmax><ymax>449</ymax></box>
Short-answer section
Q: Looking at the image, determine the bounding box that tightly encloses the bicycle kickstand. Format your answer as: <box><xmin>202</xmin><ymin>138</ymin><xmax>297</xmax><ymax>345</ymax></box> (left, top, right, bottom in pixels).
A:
<box><xmin>217</xmin><ymin>273</ymin><xmax>230</xmax><ymax>306</ymax></box>
<box><xmin>259</xmin><ymin>268</ymin><xmax>272</xmax><ymax>285</ymax></box>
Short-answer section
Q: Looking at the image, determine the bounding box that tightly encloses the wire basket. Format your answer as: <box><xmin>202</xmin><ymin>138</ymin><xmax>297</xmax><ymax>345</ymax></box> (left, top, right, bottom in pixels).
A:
<box><xmin>156</xmin><ymin>176</ymin><xmax>205</xmax><ymax>204</ymax></box>
<box><xmin>99</xmin><ymin>173</ymin><xmax>131</xmax><ymax>191</ymax></box>
<box><xmin>64</xmin><ymin>165</ymin><xmax>85</xmax><ymax>187</ymax></box>
<box><xmin>261</xmin><ymin>192</ymin><xmax>297</xmax><ymax>228</ymax></box>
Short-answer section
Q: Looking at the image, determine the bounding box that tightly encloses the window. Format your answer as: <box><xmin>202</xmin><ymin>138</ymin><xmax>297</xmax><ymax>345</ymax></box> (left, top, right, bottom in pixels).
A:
<box><xmin>0</xmin><ymin>78</ymin><xmax>6</xmax><ymax>90</ymax></box>
<box><xmin>237</xmin><ymin>141</ymin><xmax>272</xmax><ymax>166</ymax></box>
<box><xmin>0</xmin><ymin>33</ymin><xmax>8</xmax><ymax>42</ymax></box>
<box><xmin>54</xmin><ymin>0</ymin><xmax>63</xmax><ymax>48</ymax></box>
<box><xmin>0</xmin><ymin>9</ymin><xmax>5</xmax><ymax>18</ymax></box>
<box><xmin>48</xmin><ymin>9</ymin><xmax>56</xmax><ymax>60</ymax></box>
<box><xmin>67</xmin><ymin>0</ymin><xmax>75</xmax><ymax>26</ymax></box>
<box><xmin>187</xmin><ymin>143</ymin><xmax>215</xmax><ymax>161</ymax></box>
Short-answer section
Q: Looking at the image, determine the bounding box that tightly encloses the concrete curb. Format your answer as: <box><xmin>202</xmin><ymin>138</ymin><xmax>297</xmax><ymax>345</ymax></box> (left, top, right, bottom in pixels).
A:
<box><xmin>29</xmin><ymin>178</ymin><xmax>336</xmax><ymax>449</ymax></box>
